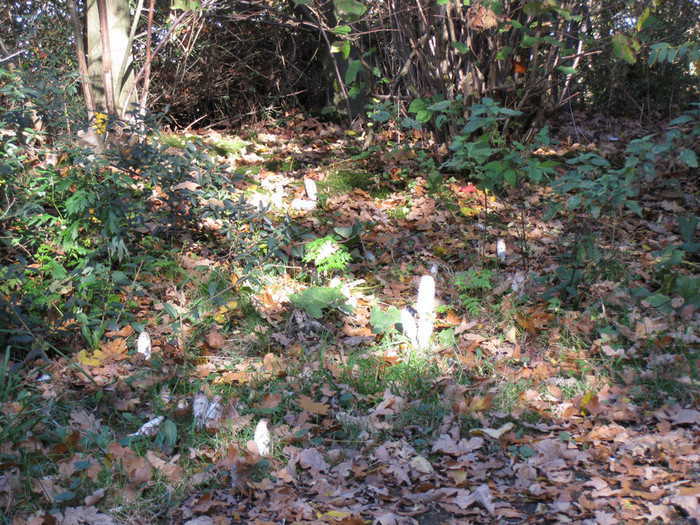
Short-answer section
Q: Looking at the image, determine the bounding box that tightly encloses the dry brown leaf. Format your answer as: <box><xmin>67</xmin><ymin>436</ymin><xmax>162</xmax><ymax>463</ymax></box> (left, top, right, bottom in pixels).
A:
<box><xmin>297</xmin><ymin>448</ymin><xmax>328</xmax><ymax>472</ymax></box>
<box><xmin>297</xmin><ymin>395</ymin><xmax>329</xmax><ymax>415</ymax></box>
<box><xmin>105</xmin><ymin>325</ymin><xmax>134</xmax><ymax>338</ymax></box>
<box><xmin>206</xmin><ymin>329</ymin><xmax>225</xmax><ymax>349</ymax></box>
<box><xmin>262</xmin><ymin>353</ymin><xmax>285</xmax><ymax>376</ymax></box>
<box><xmin>258</xmin><ymin>393</ymin><xmax>282</xmax><ymax>409</ymax></box>
<box><xmin>100</xmin><ymin>337</ymin><xmax>129</xmax><ymax>361</ymax></box>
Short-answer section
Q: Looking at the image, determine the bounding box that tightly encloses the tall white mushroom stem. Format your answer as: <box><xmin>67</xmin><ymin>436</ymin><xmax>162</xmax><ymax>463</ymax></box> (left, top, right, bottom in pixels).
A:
<box><xmin>415</xmin><ymin>272</ymin><xmax>436</xmax><ymax>351</ymax></box>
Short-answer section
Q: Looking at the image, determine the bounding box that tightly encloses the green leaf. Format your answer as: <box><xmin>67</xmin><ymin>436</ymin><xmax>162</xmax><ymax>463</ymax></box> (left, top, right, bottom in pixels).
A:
<box><xmin>504</xmin><ymin>169</ymin><xmax>517</xmax><ymax>186</ymax></box>
<box><xmin>612</xmin><ymin>33</ymin><xmax>639</xmax><ymax>64</ymax></box>
<box><xmin>408</xmin><ymin>98</ymin><xmax>428</xmax><ymax>113</ymax></box>
<box><xmin>636</xmin><ymin>7</ymin><xmax>652</xmax><ymax>32</ymax></box>
<box><xmin>453</xmin><ymin>42</ymin><xmax>469</xmax><ymax>54</ymax></box>
<box><xmin>625</xmin><ymin>200</ymin><xmax>642</xmax><ymax>216</ymax></box>
<box><xmin>679</xmin><ymin>148</ymin><xmax>698</xmax><ymax>168</ymax></box>
<box><xmin>332</xmin><ymin>25</ymin><xmax>352</xmax><ymax>35</ymax></box>
<box><xmin>521</xmin><ymin>34</ymin><xmax>539</xmax><ymax>48</ymax></box>
<box><xmin>566</xmin><ymin>195</ymin><xmax>581</xmax><ymax>210</ymax></box>
<box><xmin>557</xmin><ymin>65</ymin><xmax>577</xmax><ymax>75</ymax></box>
<box><xmin>645</xmin><ymin>293</ymin><xmax>670</xmax><ymax>308</ymax></box>
<box><xmin>416</xmin><ymin>109</ymin><xmax>432</xmax><ymax>123</ymax></box>
<box><xmin>523</xmin><ymin>2</ymin><xmax>543</xmax><ymax>17</ymax></box>
<box><xmin>344</xmin><ymin>59</ymin><xmax>363</xmax><ymax>84</ymax></box>
<box><xmin>160</xmin><ymin>419</ymin><xmax>178</xmax><ymax>448</ymax></box>
<box><xmin>291</xmin><ymin>287</ymin><xmax>351</xmax><ymax>319</ymax></box>
<box><xmin>401</xmin><ymin>117</ymin><xmax>421</xmax><ymax>130</ymax></box>
<box><xmin>496</xmin><ymin>46</ymin><xmax>513</xmax><ymax>60</ymax></box>
<box><xmin>342</xmin><ymin>40</ymin><xmax>351</xmax><ymax>60</ymax></box>
<box><xmin>171</xmin><ymin>0</ymin><xmax>199</xmax><ymax>9</ymax></box>
<box><xmin>334</xmin><ymin>0</ymin><xmax>367</xmax><ymax>17</ymax></box>
<box><xmin>54</xmin><ymin>491</ymin><xmax>76</xmax><ymax>503</ymax></box>
<box><xmin>427</xmin><ymin>100</ymin><xmax>452</xmax><ymax>112</ymax></box>
<box><xmin>370</xmin><ymin>305</ymin><xmax>401</xmax><ymax>334</ymax></box>
<box><xmin>678</xmin><ymin>215</ymin><xmax>698</xmax><ymax>245</ymax></box>
<box><xmin>518</xmin><ymin>445</ymin><xmax>536</xmax><ymax>459</ymax></box>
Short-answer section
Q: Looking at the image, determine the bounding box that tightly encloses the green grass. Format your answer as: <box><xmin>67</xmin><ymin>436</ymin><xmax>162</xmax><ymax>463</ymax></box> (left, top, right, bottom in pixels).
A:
<box><xmin>494</xmin><ymin>379</ymin><xmax>532</xmax><ymax>412</ymax></box>
<box><xmin>208</xmin><ymin>135</ymin><xmax>249</xmax><ymax>156</ymax></box>
<box><xmin>318</xmin><ymin>169</ymin><xmax>376</xmax><ymax>196</ymax></box>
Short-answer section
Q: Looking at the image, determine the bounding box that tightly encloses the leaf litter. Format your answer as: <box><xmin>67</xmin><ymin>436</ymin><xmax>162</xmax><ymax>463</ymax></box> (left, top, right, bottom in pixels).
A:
<box><xmin>4</xmin><ymin>114</ymin><xmax>699</xmax><ymax>524</ymax></box>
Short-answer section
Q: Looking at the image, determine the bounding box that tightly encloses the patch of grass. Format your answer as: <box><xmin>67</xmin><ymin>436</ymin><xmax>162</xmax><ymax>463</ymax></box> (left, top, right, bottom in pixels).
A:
<box><xmin>318</xmin><ymin>169</ymin><xmax>375</xmax><ymax>196</ymax></box>
<box><xmin>494</xmin><ymin>379</ymin><xmax>532</xmax><ymax>412</ymax></box>
<box><xmin>158</xmin><ymin>133</ymin><xmax>193</xmax><ymax>149</ymax></box>
<box><xmin>395</xmin><ymin>400</ymin><xmax>447</xmax><ymax>437</ymax></box>
<box><xmin>208</xmin><ymin>135</ymin><xmax>249</xmax><ymax>156</ymax></box>
<box><xmin>386</xmin><ymin>205</ymin><xmax>410</xmax><ymax>220</ymax></box>
<box><xmin>265</xmin><ymin>156</ymin><xmax>299</xmax><ymax>171</ymax></box>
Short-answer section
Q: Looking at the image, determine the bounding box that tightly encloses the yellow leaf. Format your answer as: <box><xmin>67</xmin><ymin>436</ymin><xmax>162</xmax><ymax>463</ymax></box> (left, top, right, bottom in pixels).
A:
<box><xmin>318</xmin><ymin>510</ymin><xmax>351</xmax><ymax>520</ymax></box>
<box><xmin>76</xmin><ymin>349</ymin><xmax>103</xmax><ymax>367</ymax></box>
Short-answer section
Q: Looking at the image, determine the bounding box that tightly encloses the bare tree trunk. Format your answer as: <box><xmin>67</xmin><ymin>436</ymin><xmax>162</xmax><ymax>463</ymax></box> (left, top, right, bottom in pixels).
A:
<box><xmin>87</xmin><ymin>0</ymin><xmax>137</xmax><ymax>117</ymax></box>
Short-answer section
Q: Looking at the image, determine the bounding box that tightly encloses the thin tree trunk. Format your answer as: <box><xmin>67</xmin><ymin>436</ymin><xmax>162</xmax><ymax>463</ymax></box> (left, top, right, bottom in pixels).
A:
<box><xmin>67</xmin><ymin>0</ymin><xmax>96</xmax><ymax>119</ymax></box>
<box><xmin>97</xmin><ymin>0</ymin><xmax>117</xmax><ymax>115</ymax></box>
<box><xmin>139</xmin><ymin>0</ymin><xmax>156</xmax><ymax>115</ymax></box>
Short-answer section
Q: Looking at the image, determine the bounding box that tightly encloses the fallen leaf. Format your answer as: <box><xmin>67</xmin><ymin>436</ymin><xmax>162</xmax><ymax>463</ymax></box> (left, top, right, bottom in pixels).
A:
<box><xmin>469</xmin><ymin>422</ymin><xmax>514</xmax><ymax>440</ymax></box>
<box><xmin>297</xmin><ymin>395</ymin><xmax>329</xmax><ymax>416</ymax></box>
<box><xmin>206</xmin><ymin>329</ymin><xmax>225</xmax><ymax>349</ymax></box>
<box><xmin>410</xmin><ymin>455</ymin><xmax>433</xmax><ymax>474</ymax></box>
<box><xmin>297</xmin><ymin>448</ymin><xmax>328</xmax><ymax>472</ymax></box>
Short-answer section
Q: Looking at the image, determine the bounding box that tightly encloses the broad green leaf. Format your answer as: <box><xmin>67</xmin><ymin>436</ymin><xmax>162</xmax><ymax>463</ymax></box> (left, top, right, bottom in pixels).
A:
<box><xmin>416</xmin><ymin>109</ymin><xmax>432</xmax><ymax>123</ymax></box>
<box><xmin>679</xmin><ymin>148</ymin><xmax>698</xmax><ymax>168</ymax></box>
<box><xmin>408</xmin><ymin>98</ymin><xmax>428</xmax><ymax>113</ymax></box>
<box><xmin>566</xmin><ymin>194</ymin><xmax>581</xmax><ymax>210</ymax></box>
<box><xmin>453</xmin><ymin>42</ymin><xmax>469</xmax><ymax>54</ymax></box>
<box><xmin>636</xmin><ymin>7</ymin><xmax>651</xmax><ymax>32</ymax></box>
<box><xmin>370</xmin><ymin>305</ymin><xmax>401</xmax><ymax>334</ymax></box>
<box><xmin>504</xmin><ymin>169</ymin><xmax>517</xmax><ymax>186</ymax></box>
<box><xmin>401</xmin><ymin>117</ymin><xmax>421</xmax><ymax>130</ymax></box>
<box><xmin>291</xmin><ymin>287</ymin><xmax>351</xmax><ymax>319</ymax></box>
<box><xmin>625</xmin><ymin>200</ymin><xmax>642</xmax><ymax>216</ymax></box>
<box><xmin>171</xmin><ymin>0</ymin><xmax>199</xmax><ymax>9</ymax></box>
<box><xmin>427</xmin><ymin>100</ymin><xmax>452</xmax><ymax>112</ymax></box>
<box><xmin>645</xmin><ymin>293</ymin><xmax>670</xmax><ymax>308</ymax></box>
<box><xmin>612</xmin><ymin>33</ymin><xmax>639</xmax><ymax>64</ymax></box>
<box><xmin>521</xmin><ymin>34</ymin><xmax>539</xmax><ymax>47</ymax></box>
<box><xmin>333</xmin><ymin>25</ymin><xmax>352</xmax><ymax>35</ymax></box>
<box><xmin>334</xmin><ymin>0</ymin><xmax>367</xmax><ymax>17</ymax></box>
<box><xmin>496</xmin><ymin>46</ymin><xmax>513</xmax><ymax>60</ymax></box>
<box><xmin>678</xmin><ymin>215</ymin><xmax>698</xmax><ymax>245</ymax></box>
<box><xmin>344</xmin><ymin>59</ymin><xmax>362</xmax><ymax>84</ymax></box>
<box><xmin>557</xmin><ymin>65</ymin><xmax>577</xmax><ymax>75</ymax></box>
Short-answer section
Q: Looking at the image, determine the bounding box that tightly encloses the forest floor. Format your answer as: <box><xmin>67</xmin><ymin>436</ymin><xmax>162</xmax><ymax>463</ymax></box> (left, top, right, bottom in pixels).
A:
<box><xmin>2</xmin><ymin>112</ymin><xmax>699</xmax><ymax>524</ymax></box>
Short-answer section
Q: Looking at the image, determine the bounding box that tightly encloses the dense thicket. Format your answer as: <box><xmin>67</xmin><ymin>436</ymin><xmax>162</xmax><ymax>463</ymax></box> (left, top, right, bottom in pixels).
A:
<box><xmin>4</xmin><ymin>0</ymin><xmax>696</xmax><ymax>133</ymax></box>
